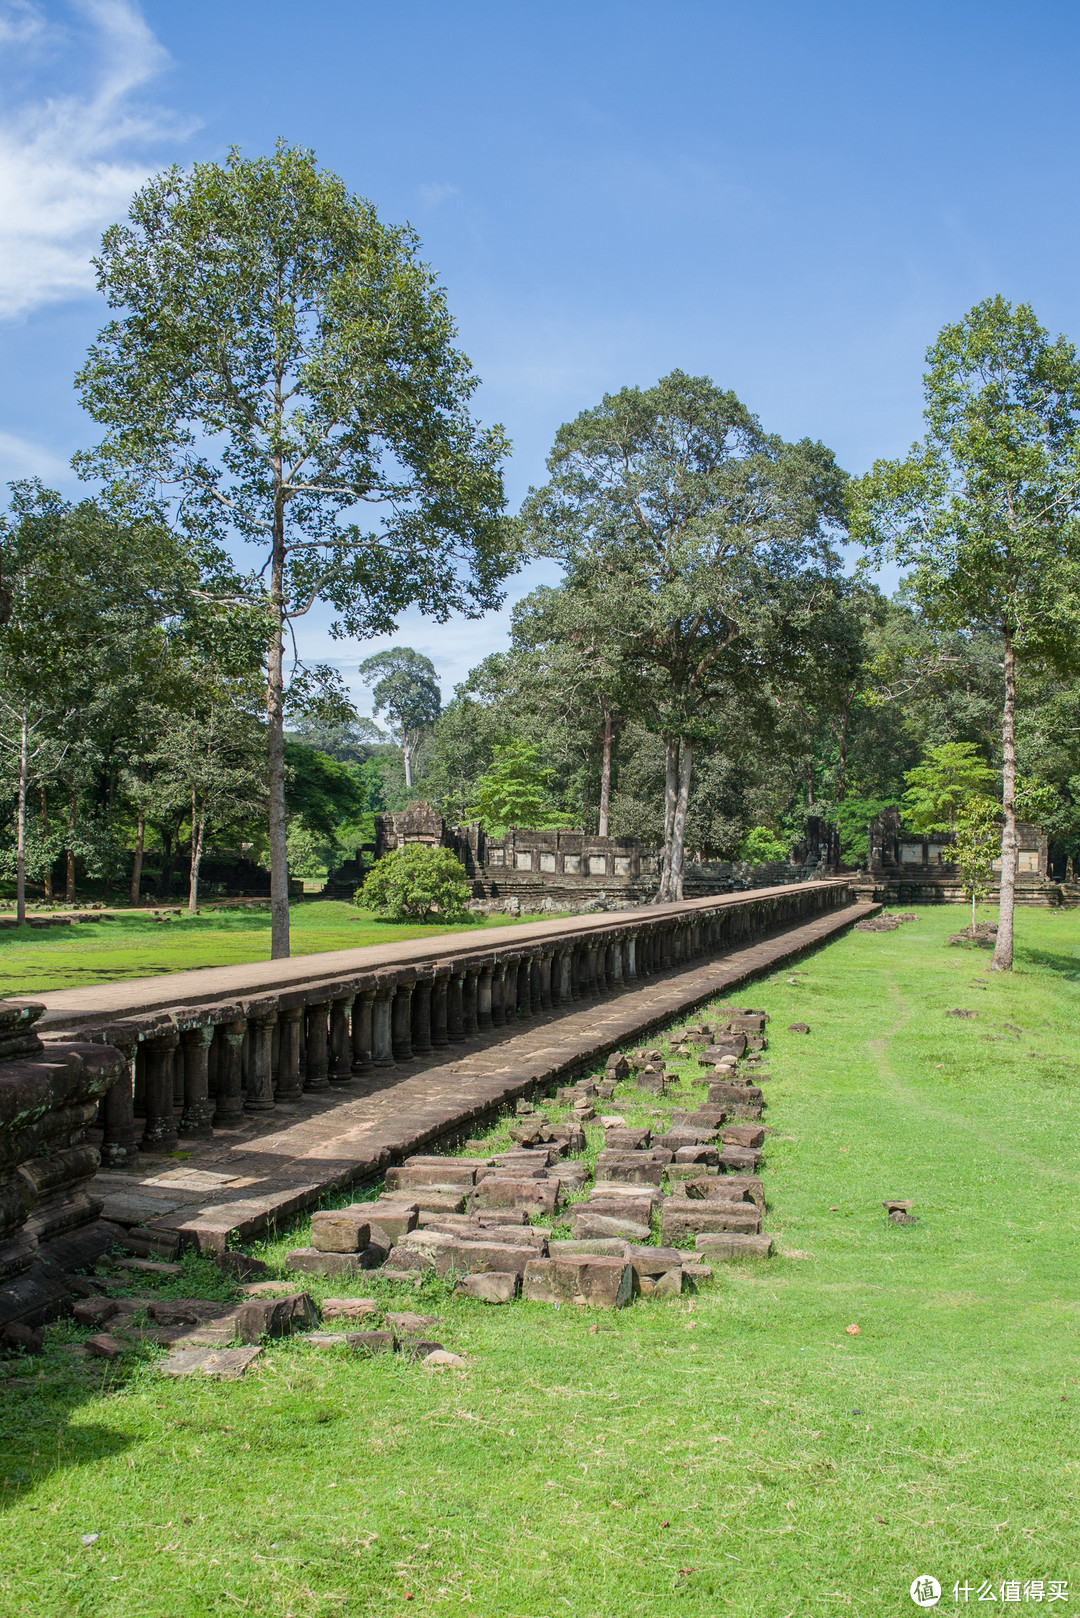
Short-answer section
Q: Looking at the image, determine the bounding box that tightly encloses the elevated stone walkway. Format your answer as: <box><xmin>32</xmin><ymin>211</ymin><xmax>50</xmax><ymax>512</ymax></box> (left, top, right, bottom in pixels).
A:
<box><xmin>89</xmin><ymin>897</ymin><xmax>874</xmax><ymax>1253</ymax></box>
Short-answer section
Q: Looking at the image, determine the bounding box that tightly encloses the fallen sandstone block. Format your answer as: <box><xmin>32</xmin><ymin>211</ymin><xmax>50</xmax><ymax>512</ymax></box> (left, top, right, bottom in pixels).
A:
<box><xmin>348</xmin><ymin>1330</ymin><xmax>398</xmax><ymax>1355</ymax></box>
<box><xmin>310</xmin><ymin>1210</ymin><xmax>370</xmax><ymax>1253</ymax></box>
<box><xmin>722</xmin><ymin>1125</ymin><xmax>765</xmax><ymax>1148</ymax></box>
<box><xmin>568</xmin><ymin>1212</ymin><xmax>651</xmax><ymax>1242</ymax></box>
<box><xmin>455</xmin><ymin>1272</ymin><xmax>518</xmax><ymax>1303</ymax></box>
<box><xmin>234</xmin><ymin>1292</ymin><xmax>319</xmax><ymax>1343</ymax></box>
<box><xmin>159</xmin><ymin>1345</ymin><xmax>264</xmax><ymax>1379</ymax></box>
<box><xmin>321</xmin><ymin>1298</ymin><xmax>380</xmax><ymax>1322</ymax></box>
<box><xmin>368</xmin><ymin>1201</ymin><xmax>419</xmax><ymax>1241</ymax></box>
<box><xmin>694</xmin><ymin>1233</ymin><xmax>772</xmax><ymax>1260</ymax></box>
<box><xmin>523</xmin><ymin>1254</ymin><xmax>633</xmax><ymax>1309</ymax></box>
<box><xmin>470</xmin><ymin>1178</ymin><xmax>560</xmax><ymax>1216</ymax></box>
<box><xmin>638</xmin><ymin>1269</ymin><xmax>685</xmax><ymax>1298</ymax></box>
<box><xmin>285</xmin><ymin>1248</ymin><xmax>371</xmax><ymax>1279</ymax></box>
<box><xmin>385</xmin><ymin>1164</ymin><xmax>477</xmax><ymax>1192</ymax></box>
<box><xmin>660</xmin><ymin>1202</ymin><xmax>762</xmax><ymax>1244</ymax></box>
<box><xmin>85</xmin><ymin>1332</ymin><xmax>125</xmax><ymax>1361</ymax></box>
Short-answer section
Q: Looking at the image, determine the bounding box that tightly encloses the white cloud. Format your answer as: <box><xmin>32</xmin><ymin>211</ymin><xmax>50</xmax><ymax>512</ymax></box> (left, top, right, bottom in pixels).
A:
<box><xmin>0</xmin><ymin>426</ymin><xmax>67</xmax><ymax>477</ymax></box>
<box><xmin>417</xmin><ymin>181</ymin><xmax>458</xmax><ymax>206</ymax></box>
<box><xmin>0</xmin><ymin>0</ymin><xmax>185</xmax><ymax>319</ymax></box>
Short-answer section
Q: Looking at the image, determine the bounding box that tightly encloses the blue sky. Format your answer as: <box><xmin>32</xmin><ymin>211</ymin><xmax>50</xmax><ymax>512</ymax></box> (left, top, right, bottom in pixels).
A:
<box><xmin>0</xmin><ymin>0</ymin><xmax>1077</xmax><ymax>711</ymax></box>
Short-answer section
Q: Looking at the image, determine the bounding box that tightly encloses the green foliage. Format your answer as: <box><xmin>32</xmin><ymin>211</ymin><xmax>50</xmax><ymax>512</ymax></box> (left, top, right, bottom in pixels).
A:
<box><xmin>830</xmin><ymin>794</ymin><xmax>898</xmax><ymax>865</ymax></box>
<box><xmin>901</xmin><ymin>741</ymin><xmax>997</xmax><ymax>833</ymax></box>
<box><xmin>285</xmin><ymin>820</ymin><xmax>331</xmax><ymax>880</ymax></box>
<box><xmin>737</xmin><ymin>826</ymin><xmax>789</xmax><ymax>863</ymax></box>
<box><xmin>357</xmin><ymin>843</ymin><xmax>471</xmax><ymax>922</ymax></box>
<box><xmin>468</xmin><ymin>741</ymin><xmax>569</xmax><ymax>833</ymax></box>
<box><xmin>953</xmin><ymin>796</ymin><xmax>1002</xmax><ymax>926</ymax></box>
<box><xmin>283</xmin><ymin>740</ymin><xmax>369</xmax><ymax>841</ymax></box>
<box><xmin>358</xmin><ymin>648</ymin><xmax>441</xmax><ymax>788</ymax></box>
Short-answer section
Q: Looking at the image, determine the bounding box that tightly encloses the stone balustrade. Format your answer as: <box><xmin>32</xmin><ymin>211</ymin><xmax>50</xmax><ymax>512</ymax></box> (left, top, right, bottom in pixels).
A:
<box><xmin>13</xmin><ymin>883</ymin><xmax>851</xmax><ymax>1173</ymax></box>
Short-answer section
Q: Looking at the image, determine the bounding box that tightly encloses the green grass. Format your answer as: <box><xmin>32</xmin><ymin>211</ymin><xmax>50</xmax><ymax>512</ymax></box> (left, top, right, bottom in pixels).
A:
<box><xmin>4</xmin><ymin>902</ymin><xmax>1080</xmax><ymax>1615</ymax></box>
<box><xmin>0</xmin><ymin>901</ymin><xmax>558</xmax><ymax>994</ymax></box>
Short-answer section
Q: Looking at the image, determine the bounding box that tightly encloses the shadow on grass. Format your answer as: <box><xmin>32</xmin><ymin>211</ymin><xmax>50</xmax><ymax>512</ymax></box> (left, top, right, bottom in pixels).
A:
<box><xmin>1016</xmin><ymin>946</ymin><xmax>1080</xmax><ymax>981</ymax></box>
<box><xmin>0</xmin><ymin>1352</ymin><xmax>137</xmax><ymax>1511</ymax></box>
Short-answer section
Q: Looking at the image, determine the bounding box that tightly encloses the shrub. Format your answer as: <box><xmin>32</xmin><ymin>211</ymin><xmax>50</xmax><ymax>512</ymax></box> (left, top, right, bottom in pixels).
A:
<box><xmin>356</xmin><ymin>844</ymin><xmax>471</xmax><ymax>922</ymax></box>
<box><xmin>737</xmin><ymin>826</ymin><xmax>790</xmax><ymax>864</ymax></box>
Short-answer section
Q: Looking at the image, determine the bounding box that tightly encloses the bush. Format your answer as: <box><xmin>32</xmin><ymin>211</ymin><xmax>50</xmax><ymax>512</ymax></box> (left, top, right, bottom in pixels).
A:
<box><xmin>356</xmin><ymin>844</ymin><xmax>471</xmax><ymax>922</ymax></box>
<box><xmin>737</xmin><ymin>826</ymin><xmax>790</xmax><ymax>864</ymax></box>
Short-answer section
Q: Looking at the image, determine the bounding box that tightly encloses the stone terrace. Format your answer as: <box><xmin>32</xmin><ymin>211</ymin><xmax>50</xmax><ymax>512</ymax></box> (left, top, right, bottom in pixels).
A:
<box><xmin>66</xmin><ymin>887</ymin><xmax>874</xmax><ymax>1255</ymax></box>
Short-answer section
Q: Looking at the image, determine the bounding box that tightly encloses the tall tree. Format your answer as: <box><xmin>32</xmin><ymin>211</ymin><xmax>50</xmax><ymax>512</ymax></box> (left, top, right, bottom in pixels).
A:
<box><xmin>358</xmin><ymin>647</ymin><xmax>441</xmax><ymax>789</ymax></box>
<box><xmin>77</xmin><ymin>142</ymin><xmax>512</xmax><ymax>958</ymax></box>
<box><xmin>522</xmin><ymin>371</ymin><xmax>847</xmax><ymax>899</ymax></box>
<box><xmin>851</xmin><ymin>297</ymin><xmax>1080</xmax><ymax>969</ymax></box>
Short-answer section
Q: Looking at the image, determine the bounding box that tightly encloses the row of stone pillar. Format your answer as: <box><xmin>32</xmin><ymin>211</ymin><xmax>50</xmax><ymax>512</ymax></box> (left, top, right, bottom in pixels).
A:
<box><xmin>94</xmin><ymin>889</ymin><xmax>845</xmax><ymax>1169</ymax></box>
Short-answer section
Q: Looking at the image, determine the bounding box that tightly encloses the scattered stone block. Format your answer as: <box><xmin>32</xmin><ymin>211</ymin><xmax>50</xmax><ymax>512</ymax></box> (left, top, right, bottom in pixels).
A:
<box><xmin>568</xmin><ymin>1212</ymin><xmax>651</xmax><ymax>1242</ymax></box>
<box><xmin>1</xmin><ymin>1322</ymin><xmax>43</xmax><ymax>1355</ymax></box>
<box><xmin>385</xmin><ymin>1163</ymin><xmax>477</xmax><ymax>1191</ymax></box>
<box><xmin>605</xmin><ymin>1053</ymin><xmax>632</xmax><ymax>1078</ymax></box>
<box><xmin>523</xmin><ymin>1255</ymin><xmax>633</xmax><ymax>1309</ymax></box>
<box><xmin>673</xmin><ymin>1145</ymin><xmax>720</xmax><ymax>1165</ymax></box>
<box><xmin>347</xmin><ymin>1330</ymin><xmax>398</xmax><ymax>1355</ymax></box>
<box><xmin>321</xmin><ymin>1298</ymin><xmax>380</xmax><ymax>1322</ymax></box>
<box><xmin>594</xmin><ymin>1157</ymin><xmax>664</xmax><ymax>1186</ymax></box>
<box><xmin>656</xmin><ymin>1128</ymin><xmax>717</xmax><ymax>1151</ymax></box>
<box><xmin>72</xmin><ymin>1297</ymin><xmax>119</xmax><ymax>1328</ymax></box>
<box><xmin>596</xmin><ymin>1080</ymin><xmax>617</xmax><ymax>1099</ymax></box>
<box><xmin>368</xmin><ymin>1202</ymin><xmax>419</xmax><ymax>1241</ymax></box>
<box><xmin>719</xmin><ymin>1145</ymin><xmax>762</xmax><ymax>1172</ymax></box>
<box><xmin>401</xmin><ymin>1337</ymin><xmax>444</xmax><ymax>1360</ymax></box>
<box><xmin>160</xmin><ymin>1345</ymin><xmax>264</xmax><ymax>1379</ymax></box>
<box><xmin>681</xmin><ymin>1262</ymin><xmax>713</xmax><ymax>1283</ymax></box>
<box><xmin>403</xmin><ymin>1190</ymin><xmax>469</xmax><ymax>1215</ymax></box>
<box><xmin>215</xmin><ymin>1251</ymin><xmax>270</xmax><ymax>1282</ymax></box>
<box><xmin>660</xmin><ymin>1202</ymin><xmax>762</xmax><ymax>1244</ymax></box>
<box><xmin>638</xmin><ymin>1268</ymin><xmax>685</xmax><ymax>1297</ymax></box>
<box><xmin>603</xmin><ymin>1127</ymin><xmax>651</xmax><ymax>1151</ymax></box>
<box><xmin>626</xmin><ymin>1244</ymin><xmax>685</xmax><ymax>1276</ymax></box>
<box><xmin>85</xmin><ymin>1333</ymin><xmax>125</xmax><ymax>1361</ymax></box>
<box><xmin>310</xmin><ymin>1210</ymin><xmax>371</xmax><ymax>1253</ymax></box>
<box><xmin>694</xmin><ymin>1233</ymin><xmax>772</xmax><ymax>1259</ymax></box>
<box><xmin>301</xmin><ymin>1332</ymin><xmax>348</xmax><ymax>1349</ymax></box>
<box><xmin>455</xmin><ymin>1272</ymin><xmax>517</xmax><ymax>1303</ymax></box>
<box><xmin>707</xmin><ymin>1081</ymin><xmax>763</xmax><ymax>1107</ymax></box>
<box><xmin>115</xmin><ymin>1258</ymin><xmax>182</xmax><ymax>1276</ymax></box>
<box><xmin>788</xmin><ymin>1023</ymin><xmax>810</xmax><ymax>1034</ymax></box>
<box><xmin>722</xmin><ymin>1124</ymin><xmax>765</xmax><ymax>1148</ymax></box>
<box><xmin>285</xmin><ymin>1248</ymin><xmax>370</xmax><ymax>1279</ymax></box>
<box><xmin>471</xmin><ymin>1178</ymin><xmax>559</xmax><ymax>1216</ymax></box>
<box><xmin>548</xmin><ymin>1237</ymin><xmax>630</xmax><ymax>1257</ymax></box>
<box><xmin>234</xmin><ymin>1291</ymin><xmax>319</xmax><ymax>1343</ymax></box>
<box><xmin>423</xmin><ymin>1349</ymin><xmax>467</xmax><ymax>1367</ymax></box>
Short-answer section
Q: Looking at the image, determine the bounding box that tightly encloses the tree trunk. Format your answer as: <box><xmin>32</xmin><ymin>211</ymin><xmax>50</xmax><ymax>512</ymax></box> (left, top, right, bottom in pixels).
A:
<box><xmin>669</xmin><ymin>739</ymin><xmax>693</xmax><ymax>901</ymax></box>
<box><xmin>39</xmin><ymin>786</ymin><xmax>51</xmax><ymax>900</ymax></box>
<box><xmin>15</xmin><ymin>714</ymin><xmax>27</xmax><ymax>925</ymax></box>
<box><xmin>992</xmin><ymin>636</ymin><xmax>1017</xmax><ymax>971</ymax></box>
<box><xmin>402</xmin><ymin>735</ymin><xmax>413</xmax><ymax>791</ymax></box>
<box><xmin>131</xmin><ymin>810</ymin><xmax>145</xmax><ymax>905</ymax></box>
<box><xmin>657</xmin><ymin>738</ymin><xmax>679</xmax><ymax>901</ymax></box>
<box><xmin>598</xmin><ymin>705</ymin><xmax>614</xmax><ymax>837</ymax></box>
<box><xmin>835</xmin><ymin>689</ymin><xmax>854</xmax><ymax>805</ymax></box>
<box><xmin>65</xmin><ymin>789</ymin><xmax>77</xmax><ymax>903</ymax></box>
<box><xmin>188</xmin><ymin>794</ymin><xmax>205</xmax><ymax>915</ymax></box>
<box><xmin>130</xmin><ymin>763</ymin><xmax>145</xmax><ymax>905</ymax></box>
<box><xmin>658</xmin><ymin>737</ymin><xmax>692</xmax><ymax>902</ymax></box>
<box><xmin>267</xmin><ymin>499</ymin><xmax>290</xmax><ymax>958</ymax></box>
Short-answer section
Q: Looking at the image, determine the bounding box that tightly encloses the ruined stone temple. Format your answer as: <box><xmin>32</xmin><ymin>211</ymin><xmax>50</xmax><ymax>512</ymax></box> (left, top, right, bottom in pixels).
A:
<box><xmin>861</xmin><ymin>805</ymin><xmax>1062</xmax><ymax>905</ymax></box>
<box><xmin>327</xmin><ymin>802</ymin><xmax>841</xmax><ymax>905</ymax></box>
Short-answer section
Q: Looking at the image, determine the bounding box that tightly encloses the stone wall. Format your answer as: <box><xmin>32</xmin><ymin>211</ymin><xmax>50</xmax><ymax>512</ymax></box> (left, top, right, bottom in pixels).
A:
<box><xmin>0</xmin><ymin>1005</ymin><xmax>126</xmax><ymax>1329</ymax></box>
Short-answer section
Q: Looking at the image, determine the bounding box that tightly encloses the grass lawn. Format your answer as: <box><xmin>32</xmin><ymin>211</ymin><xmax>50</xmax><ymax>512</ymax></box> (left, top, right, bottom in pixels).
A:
<box><xmin>3</xmin><ymin>902</ymin><xmax>1080</xmax><ymax>1616</ymax></box>
<box><xmin>0</xmin><ymin>901</ymin><xmax>555</xmax><ymax>995</ymax></box>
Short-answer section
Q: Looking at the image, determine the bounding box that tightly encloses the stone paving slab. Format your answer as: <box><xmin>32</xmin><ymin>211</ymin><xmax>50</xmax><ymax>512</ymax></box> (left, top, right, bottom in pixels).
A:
<box><xmin>94</xmin><ymin>900</ymin><xmax>874</xmax><ymax>1253</ymax></box>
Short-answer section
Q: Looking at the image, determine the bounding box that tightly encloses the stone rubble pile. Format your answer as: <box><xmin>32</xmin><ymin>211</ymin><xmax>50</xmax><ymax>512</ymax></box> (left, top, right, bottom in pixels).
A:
<box><xmin>855</xmin><ymin>912</ymin><xmax>917</xmax><ymax>933</ymax></box>
<box><xmin>279</xmin><ymin>1003</ymin><xmax>778</xmax><ymax>1310</ymax></box>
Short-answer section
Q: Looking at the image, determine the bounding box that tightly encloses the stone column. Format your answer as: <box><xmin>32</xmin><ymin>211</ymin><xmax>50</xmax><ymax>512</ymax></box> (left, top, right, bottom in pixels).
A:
<box><xmin>351</xmin><ymin>989</ymin><xmax>375</xmax><ymax>1075</ymax></box>
<box><xmin>372</xmin><ymin>986</ymin><xmax>395</xmax><ymax>1067</ymax></box>
<box><xmin>276</xmin><ymin>1005</ymin><xmax>304</xmax><ymax>1101</ymax></box>
<box><xmin>625</xmin><ymin>936</ymin><xmax>637</xmax><ymax>980</ymax></box>
<box><xmin>304</xmin><ymin>1001</ymin><xmax>330</xmax><ymax>1091</ymax></box>
<box><xmin>329</xmin><ymin>994</ymin><xmax>356</xmax><ymax>1086</ymax></box>
<box><xmin>246</xmin><ymin>1007</ymin><xmax>278</xmax><ymax>1112</ymax></box>
<box><xmin>515</xmin><ymin>957</ymin><xmax>532</xmax><ymax>1019</ymax></box>
<box><xmin>556</xmin><ymin>946</ymin><xmax>574</xmax><ymax>1003</ymax></box>
<box><xmin>447</xmin><ymin>972</ymin><xmax>466</xmax><ymax>1041</ymax></box>
<box><xmin>411</xmin><ymin>979</ymin><xmax>433</xmax><ymax>1056</ymax></box>
<box><xmin>212</xmin><ymin>1021</ymin><xmax>246</xmax><ymax>1126</ymax></box>
<box><xmin>392</xmin><ymin>982</ymin><xmax>415</xmax><ymax>1062</ymax></box>
<box><xmin>462</xmin><ymin>967</ymin><xmax>479</xmax><ymax>1036</ymax></box>
<box><xmin>430</xmin><ymin>974</ymin><xmax>450</xmax><ymax>1049</ymax></box>
<box><xmin>99</xmin><ymin>1039</ymin><xmax>139</xmax><ymax>1168</ymax></box>
<box><xmin>610</xmin><ymin>938</ymin><xmax>624</xmax><ymax>987</ymax></box>
<box><xmin>538</xmin><ymin>949</ymin><xmax>553</xmax><ymax>1010</ymax></box>
<box><xmin>489</xmin><ymin>962</ymin><xmax>507</xmax><ymax>1026</ymax></box>
<box><xmin>528</xmin><ymin>954</ymin><xmax>542</xmax><ymax>1013</ymax></box>
<box><xmin>476</xmin><ymin>964</ymin><xmax>493</xmax><ymax>1030</ymax></box>
<box><xmin>179</xmin><ymin>1024</ymin><xmax>215</xmax><ymax>1137</ymax></box>
<box><xmin>140</xmin><ymin>1030</ymin><xmax>180</xmax><ymax>1153</ymax></box>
